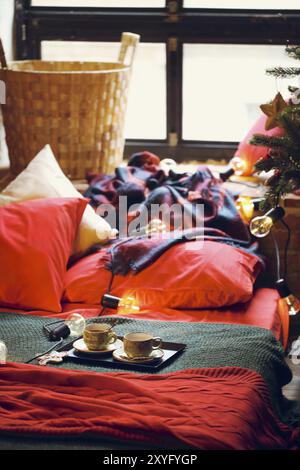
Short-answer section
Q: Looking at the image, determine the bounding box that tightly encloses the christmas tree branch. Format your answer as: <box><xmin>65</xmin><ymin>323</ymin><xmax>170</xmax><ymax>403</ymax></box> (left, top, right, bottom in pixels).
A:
<box><xmin>260</xmin><ymin>175</ymin><xmax>298</xmax><ymax>210</ymax></box>
<box><xmin>250</xmin><ymin>133</ymin><xmax>293</xmax><ymax>151</ymax></box>
<box><xmin>286</xmin><ymin>45</ymin><xmax>300</xmax><ymax>60</ymax></box>
<box><xmin>266</xmin><ymin>67</ymin><xmax>300</xmax><ymax>78</ymax></box>
<box><xmin>255</xmin><ymin>154</ymin><xmax>291</xmax><ymax>173</ymax></box>
<box><xmin>252</xmin><ymin>45</ymin><xmax>300</xmax><ymax>208</ymax></box>
<box><xmin>278</xmin><ymin>109</ymin><xmax>300</xmax><ymax>150</ymax></box>
<box><xmin>259</xmin><ymin>188</ymin><xmax>279</xmax><ymax>211</ymax></box>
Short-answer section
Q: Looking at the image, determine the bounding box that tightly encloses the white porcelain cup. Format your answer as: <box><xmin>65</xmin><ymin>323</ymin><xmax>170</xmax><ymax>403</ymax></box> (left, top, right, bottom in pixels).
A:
<box><xmin>123</xmin><ymin>332</ymin><xmax>162</xmax><ymax>359</ymax></box>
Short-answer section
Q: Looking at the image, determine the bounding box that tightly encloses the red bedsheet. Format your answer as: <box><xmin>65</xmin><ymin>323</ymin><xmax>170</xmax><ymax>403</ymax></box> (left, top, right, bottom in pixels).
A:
<box><xmin>0</xmin><ymin>363</ymin><xmax>299</xmax><ymax>450</ymax></box>
<box><xmin>0</xmin><ymin>287</ymin><xmax>284</xmax><ymax>344</ymax></box>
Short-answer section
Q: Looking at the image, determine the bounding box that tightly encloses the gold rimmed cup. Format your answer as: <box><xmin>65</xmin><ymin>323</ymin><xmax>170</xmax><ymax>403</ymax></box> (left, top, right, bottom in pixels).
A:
<box><xmin>83</xmin><ymin>323</ymin><xmax>117</xmax><ymax>351</ymax></box>
<box><xmin>123</xmin><ymin>332</ymin><xmax>162</xmax><ymax>359</ymax></box>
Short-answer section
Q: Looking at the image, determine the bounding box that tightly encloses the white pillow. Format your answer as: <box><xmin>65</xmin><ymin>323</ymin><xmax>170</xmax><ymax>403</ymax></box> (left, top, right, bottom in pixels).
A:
<box><xmin>0</xmin><ymin>145</ymin><xmax>115</xmax><ymax>253</ymax></box>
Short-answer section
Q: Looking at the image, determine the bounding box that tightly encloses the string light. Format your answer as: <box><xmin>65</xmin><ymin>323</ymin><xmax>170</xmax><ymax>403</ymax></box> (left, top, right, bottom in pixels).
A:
<box><xmin>145</xmin><ymin>218</ymin><xmax>168</xmax><ymax>235</ymax></box>
<box><xmin>43</xmin><ymin>313</ymin><xmax>86</xmax><ymax>341</ymax></box>
<box><xmin>220</xmin><ymin>156</ymin><xmax>248</xmax><ymax>181</ymax></box>
<box><xmin>249</xmin><ymin>206</ymin><xmax>285</xmax><ymax>238</ymax></box>
<box><xmin>236</xmin><ymin>196</ymin><xmax>255</xmax><ymax>223</ymax></box>
<box><xmin>101</xmin><ymin>293</ymin><xmax>140</xmax><ymax>315</ymax></box>
<box><xmin>118</xmin><ymin>295</ymin><xmax>140</xmax><ymax>315</ymax></box>
<box><xmin>65</xmin><ymin>313</ymin><xmax>86</xmax><ymax>336</ymax></box>
<box><xmin>230</xmin><ymin>156</ymin><xmax>248</xmax><ymax>176</ymax></box>
<box><xmin>276</xmin><ymin>279</ymin><xmax>300</xmax><ymax>316</ymax></box>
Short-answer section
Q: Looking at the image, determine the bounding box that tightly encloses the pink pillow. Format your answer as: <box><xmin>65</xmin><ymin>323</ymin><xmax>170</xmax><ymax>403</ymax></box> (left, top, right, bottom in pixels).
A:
<box><xmin>0</xmin><ymin>197</ymin><xmax>87</xmax><ymax>312</ymax></box>
<box><xmin>64</xmin><ymin>241</ymin><xmax>262</xmax><ymax>309</ymax></box>
<box><xmin>234</xmin><ymin>114</ymin><xmax>284</xmax><ymax>176</ymax></box>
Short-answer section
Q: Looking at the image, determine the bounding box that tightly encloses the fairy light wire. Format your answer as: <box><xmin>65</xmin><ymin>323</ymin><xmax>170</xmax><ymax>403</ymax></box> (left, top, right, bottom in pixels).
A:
<box><xmin>26</xmin><ymin>240</ymin><xmax>123</xmax><ymax>359</ymax></box>
<box><xmin>98</xmin><ymin>241</ymin><xmax>118</xmax><ymax>316</ymax></box>
<box><xmin>270</xmin><ymin>229</ymin><xmax>281</xmax><ymax>282</ymax></box>
<box><xmin>280</xmin><ymin>218</ymin><xmax>291</xmax><ymax>281</ymax></box>
<box><xmin>25</xmin><ymin>338</ymin><xmax>63</xmax><ymax>364</ymax></box>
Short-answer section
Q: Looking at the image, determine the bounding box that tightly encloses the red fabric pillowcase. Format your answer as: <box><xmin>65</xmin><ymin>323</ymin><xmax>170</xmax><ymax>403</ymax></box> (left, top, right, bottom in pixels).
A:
<box><xmin>0</xmin><ymin>197</ymin><xmax>87</xmax><ymax>312</ymax></box>
<box><xmin>64</xmin><ymin>240</ymin><xmax>262</xmax><ymax>309</ymax></box>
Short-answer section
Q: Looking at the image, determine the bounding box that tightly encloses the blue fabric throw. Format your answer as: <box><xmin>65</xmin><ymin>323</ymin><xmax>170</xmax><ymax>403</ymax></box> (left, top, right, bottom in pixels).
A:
<box><xmin>83</xmin><ymin>152</ymin><xmax>263</xmax><ymax>275</ymax></box>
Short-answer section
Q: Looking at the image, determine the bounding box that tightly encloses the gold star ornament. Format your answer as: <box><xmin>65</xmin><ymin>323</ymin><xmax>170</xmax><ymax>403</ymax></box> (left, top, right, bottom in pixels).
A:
<box><xmin>260</xmin><ymin>92</ymin><xmax>288</xmax><ymax>130</ymax></box>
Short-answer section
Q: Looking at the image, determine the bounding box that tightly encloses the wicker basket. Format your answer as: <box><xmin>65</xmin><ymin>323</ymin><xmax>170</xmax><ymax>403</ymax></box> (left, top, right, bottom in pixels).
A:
<box><xmin>0</xmin><ymin>32</ymin><xmax>140</xmax><ymax>179</ymax></box>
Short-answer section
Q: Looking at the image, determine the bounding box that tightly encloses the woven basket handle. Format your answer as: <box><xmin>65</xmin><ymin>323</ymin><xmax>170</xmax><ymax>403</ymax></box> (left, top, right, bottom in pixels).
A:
<box><xmin>0</xmin><ymin>39</ymin><xmax>8</xmax><ymax>68</ymax></box>
<box><xmin>118</xmin><ymin>32</ymin><xmax>140</xmax><ymax>68</ymax></box>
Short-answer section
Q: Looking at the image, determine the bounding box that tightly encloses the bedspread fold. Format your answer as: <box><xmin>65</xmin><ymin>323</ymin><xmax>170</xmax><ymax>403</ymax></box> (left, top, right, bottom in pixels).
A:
<box><xmin>0</xmin><ymin>363</ymin><xmax>299</xmax><ymax>450</ymax></box>
<box><xmin>0</xmin><ymin>314</ymin><xmax>299</xmax><ymax>449</ymax></box>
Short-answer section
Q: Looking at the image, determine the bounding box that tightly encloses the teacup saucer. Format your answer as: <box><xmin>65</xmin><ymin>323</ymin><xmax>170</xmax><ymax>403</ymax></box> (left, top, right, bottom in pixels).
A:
<box><xmin>113</xmin><ymin>347</ymin><xmax>164</xmax><ymax>364</ymax></box>
<box><xmin>73</xmin><ymin>338</ymin><xmax>123</xmax><ymax>354</ymax></box>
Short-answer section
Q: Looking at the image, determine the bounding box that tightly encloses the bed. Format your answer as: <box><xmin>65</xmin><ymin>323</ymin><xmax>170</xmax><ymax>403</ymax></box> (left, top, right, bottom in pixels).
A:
<box><xmin>0</xmin><ymin>149</ymin><xmax>299</xmax><ymax>450</ymax></box>
<box><xmin>0</xmin><ymin>285</ymin><xmax>299</xmax><ymax>450</ymax></box>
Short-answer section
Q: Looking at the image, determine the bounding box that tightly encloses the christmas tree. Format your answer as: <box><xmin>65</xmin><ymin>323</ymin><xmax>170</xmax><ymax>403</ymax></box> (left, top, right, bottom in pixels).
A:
<box><xmin>250</xmin><ymin>45</ymin><xmax>300</xmax><ymax>209</ymax></box>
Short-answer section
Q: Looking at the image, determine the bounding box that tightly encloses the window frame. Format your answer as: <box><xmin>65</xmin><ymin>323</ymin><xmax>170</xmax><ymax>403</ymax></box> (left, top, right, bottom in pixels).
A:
<box><xmin>15</xmin><ymin>0</ymin><xmax>300</xmax><ymax>161</ymax></box>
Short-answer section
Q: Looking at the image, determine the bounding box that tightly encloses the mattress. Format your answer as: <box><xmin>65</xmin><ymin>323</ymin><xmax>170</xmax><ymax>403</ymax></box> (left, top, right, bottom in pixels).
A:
<box><xmin>0</xmin><ymin>287</ymin><xmax>298</xmax><ymax>450</ymax></box>
<box><xmin>0</xmin><ymin>313</ymin><xmax>298</xmax><ymax>450</ymax></box>
<box><xmin>0</xmin><ymin>287</ymin><xmax>284</xmax><ymax>343</ymax></box>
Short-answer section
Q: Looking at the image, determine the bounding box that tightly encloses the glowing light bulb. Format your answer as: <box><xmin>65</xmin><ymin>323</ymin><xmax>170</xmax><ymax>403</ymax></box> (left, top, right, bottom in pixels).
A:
<box><xmin>249</xmin><ymin>206</ymin><xmax>285</xmax><ymax>238</ymax></box>
<box><xmin>101</xmin><ymin>294</ymin><xmax>140</xmax><ymax>315</ymax></box>
<box><xmin>249</xmin><ymin>215</ymin><xmax>274</xmax><ymax>237</ymax></box>
<box><xmin>236</xmin><ymin>196</ymin><xmax>254</xmax><ymax>223</ymax></box>
<box><xmin>0</xmin><ymin>340</ymin><xmax>7</xmax><ymax>364</ymax></box>
<box><xmin>65</xmin><ymin>313</ymin><xmax>86</xmax><ymax>336</ymax></box>
<box><xmin>145</xmin><ymin>218</ymin><xmax>168</xmax><ymax>235</ymax></box>
<box><xmin>276</xmin><ymin>279</ymin><xmax>300</xmax><ymax>316</ymax></box>
<box><xmin>118</xmin><ymin>295</ymin><xmax>140</xmax><ymax>315</ymax></box>
<box><xmin>220</xmin><ymin>157</ymin><xmax>248</xmax><ymax>181</ymax></box>
<box><xmin>230</xmin><ymin>156</ymin><xmax>247</xmax><ymax>176</ymax></box>
<box><xmin>285</xmin><ymin>295</ymin><xmax>300</xmax><ymax>316</ymax></box>
<box><xmin>160</xmin><ymin>158</ymin><xmax>177</xmax><ymax>172</ymax></box>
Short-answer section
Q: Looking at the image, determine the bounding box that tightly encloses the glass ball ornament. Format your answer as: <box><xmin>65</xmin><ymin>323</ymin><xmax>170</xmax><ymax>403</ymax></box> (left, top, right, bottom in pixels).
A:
<box><xmin>65</xmin><ymin>313</ymin><xmax>86</xmax><ymax>337</ymax></box>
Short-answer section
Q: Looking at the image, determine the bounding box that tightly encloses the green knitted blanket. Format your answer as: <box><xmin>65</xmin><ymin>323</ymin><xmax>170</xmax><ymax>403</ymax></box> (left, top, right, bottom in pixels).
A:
<box><xmin>1</xmin><ymin>312</ymin><xmax>300</xmax><ymax>450</ymax></box>
<box><xmin>0</xmin><ymin>313</ymin><xmax>294</xmax><ymax>416</ymax></box>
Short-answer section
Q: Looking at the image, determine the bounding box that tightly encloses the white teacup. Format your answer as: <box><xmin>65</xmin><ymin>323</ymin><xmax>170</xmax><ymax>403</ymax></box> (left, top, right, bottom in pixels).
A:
<box><xmin>83</xmin><ymin>323</ymin><xmax>117</xmax><ymax>351</ymax></box>
<box><xmin>123</xmin><ymin>332</ymin><xmax>162</xmax><ymax>359</ymax></box>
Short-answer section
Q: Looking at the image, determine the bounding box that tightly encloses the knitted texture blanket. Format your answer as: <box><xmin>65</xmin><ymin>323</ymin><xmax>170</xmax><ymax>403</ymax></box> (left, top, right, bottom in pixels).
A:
<box><xmin>0</xmin><ymin>313</ymin><xmax>300</xmax><ymax>449</ymax></box>
<box><xmin>0</xmin><ymin>313</ymin><xmax>293</xmax><ymax>415</ymax></box>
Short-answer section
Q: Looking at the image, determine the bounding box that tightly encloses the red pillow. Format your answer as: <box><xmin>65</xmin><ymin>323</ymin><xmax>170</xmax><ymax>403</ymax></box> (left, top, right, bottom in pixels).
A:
<box><xmin>0</xmin><ymin>197</ymin><xmax>87</xmax><ymax>312</ymax></box>
<box><xmin>64</xmin><ymin>241</ymin><xmax>262</xmax><ymax>309</ymax></box>
<box><xmin>234</xmin><ymin>114</ymin><xmax>284</xmax><ymax>176</ymax></box>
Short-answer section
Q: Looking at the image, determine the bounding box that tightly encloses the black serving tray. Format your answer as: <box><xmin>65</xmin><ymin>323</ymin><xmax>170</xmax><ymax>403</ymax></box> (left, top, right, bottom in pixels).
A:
<box><xmin>63</xmin><ymin>337</ymin><xmax>186</xmax><ymax>372</ymax></box>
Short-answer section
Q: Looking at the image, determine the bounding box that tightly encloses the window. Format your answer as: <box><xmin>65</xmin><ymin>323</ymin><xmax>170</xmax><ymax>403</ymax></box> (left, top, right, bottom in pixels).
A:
<box><xmin>32</xmin><ymin>1</ymin><xmax>165</xmax><ymax>7</ymax></box>
<box><xmin>183</xmin><ymin>44</ymin><xmax>299</xmax><ymax>142</ymax></box>
<box><xmin>16</xmin><ymin>1</ymin><xmax>300</xmax><ymax>161</ymax></box>
<box><xmin>184</xmin><ymin>0</ymin><xmax>300</xmax><ymax>9</ymax></box>
<box><xmin>42</xmin><ymin>41</ymin><xmax>167</xmax><ymax>139</ymax></box>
